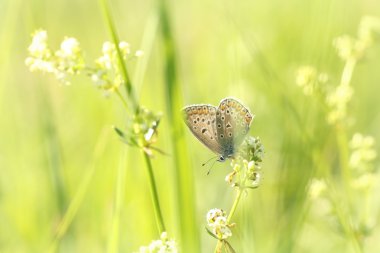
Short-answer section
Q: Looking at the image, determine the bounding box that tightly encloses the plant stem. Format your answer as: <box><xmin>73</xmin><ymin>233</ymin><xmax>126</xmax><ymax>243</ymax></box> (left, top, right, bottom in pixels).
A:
<box><xmin>227</xmin><ymin>189</ymin><xmax>243</xmax><ymax>223</ymax></box>
<box><xmin>115</xmin><ymin>88</ymin><xmax>130</xmax><ymax>113</ymax></box>
<box><xmin>333</xmin><ymin>56</ymin><xmax>363</xmax><ymax>253</ymax></box>
<box><xmin>100</xmin><ymin>0</ymin><xmax>167</xmax><ymax>237</ymax></box>
<box><xmin>143</xmin><ymin>150</ymin><xmax>166</xmax><ymax>234</ymax></box>
<box><xmin>336</xmin><ymin>57</ymin><xmax>356</xmax><ymax>185</ymax></box>
<box><xmin>214</xmin><ymin>189</ymin><xmax>243</xmax><ymax>253</ymax></box>
<box><xmin>99</xmin><ymin>0</ymin><xmax>138</xmax><ymax>112</ymax></box>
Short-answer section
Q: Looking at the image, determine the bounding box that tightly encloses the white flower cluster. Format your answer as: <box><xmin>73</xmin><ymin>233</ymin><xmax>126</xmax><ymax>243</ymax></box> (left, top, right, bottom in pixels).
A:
<box><xmin>349</xmin><ymin>133</ymin><xmax>377</xmax><ymax>174</ymax></box>
<box><xmin>226</xmin><ymin>159</ymin><xmax>261</xmax><ymax>188</ymax></box>
<box><xmin>326</xmin><ymin>84</ymin><xmax>353</xmax><ymax>124</ymax></box>
<box><xmin>295</xmin><ymin>66</ymin><xmax>329</xmax><ymax>96</ymax></box>
<box><xmin>25</xmin><ymin>30</ymin><xmax>84</xmax><ymax>85</ymax></box>
<box><xmin>25</xmin><ymin>29</ymin><xmax>143</xmax><ymax>91</ymax></box>
<box><xmin>206</xmin><ymin>208</ymin><xmax>232</xmax><ymax>240</ymax></box>
<box><xmin>334</xmin><ymin>16</ymin><xmax>380</xmax><ymax>61</ymax></box>
<box><xmin>136</xmin><ymin>232</ymin><xmax>177</xmax><ymax>253</ymax></box>
<box><xmin>91</xmin><ymin>41</ymin><xmax>143</xmax><ymax>93</ymax></box>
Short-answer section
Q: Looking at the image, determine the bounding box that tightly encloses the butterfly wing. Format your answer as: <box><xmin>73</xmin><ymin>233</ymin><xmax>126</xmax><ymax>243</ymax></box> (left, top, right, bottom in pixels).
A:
<box><xmin>216</xmin><ymin>98</ymin><xmax>253</xmax><ymax>158</ymax></box>
<box><xmin>182</xmin><ymin>104</ymin><xmax>223</xmax><ymax>155</ymax></box>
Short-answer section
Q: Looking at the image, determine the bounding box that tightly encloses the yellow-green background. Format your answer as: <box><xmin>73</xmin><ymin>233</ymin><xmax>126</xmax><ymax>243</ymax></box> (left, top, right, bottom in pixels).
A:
<box><xmin>1</xmin><ymin>0</ymin><xmax>380</xmax><ymax>252</ymax></box>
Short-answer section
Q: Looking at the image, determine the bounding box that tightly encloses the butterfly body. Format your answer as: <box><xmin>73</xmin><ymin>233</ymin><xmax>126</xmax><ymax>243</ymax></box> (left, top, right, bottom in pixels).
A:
<box><xmin>183</xmin><ymin>98</ymin><xmax>253</xmax><ymax>161</ymax></box>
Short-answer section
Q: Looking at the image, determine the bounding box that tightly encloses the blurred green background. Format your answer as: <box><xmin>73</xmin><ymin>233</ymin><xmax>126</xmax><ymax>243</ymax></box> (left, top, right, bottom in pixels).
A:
<box><xmin>1</xmin><ymin>0</ymin><xmax>380</xmax><ymax>252</ymax></box>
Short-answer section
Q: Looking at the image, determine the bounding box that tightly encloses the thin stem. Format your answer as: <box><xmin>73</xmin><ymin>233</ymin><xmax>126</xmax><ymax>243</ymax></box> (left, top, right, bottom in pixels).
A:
<box><xmin>214</xmin><ymin>189</ymin><xmax>243</xmax><ymax>253</ymax></box>
<box><xmin>142</xmin><ymin>150</ymin><xmax>166</xmax><ymax>234</ymax></box>
<box><xmin>340</xmin><ymin>58</ymin><xmax>356</xmax><ymax>87</ymax></box>
<box><xmin>99</xmin><ymin>0</ymin><xmax>138</xmax><ymax>112</ymax></box>
<box><xmin>227</xmin><ymin>189</ymin><xmax>243</xmax><ymax>223</ymax></box>
<box><xmin>99</xmin><ymin>0</ymin><xmax>167</xmax><ymax>245</ymax></box>
<box><xmin>333</xmin><ymin>56</ymin><xmax>363</xmax><ymax>253</ymax></box>
<box><xmin>115</xmin><ymin>88</ymin><xmax>130</xmax><ymax>113</ymax></box>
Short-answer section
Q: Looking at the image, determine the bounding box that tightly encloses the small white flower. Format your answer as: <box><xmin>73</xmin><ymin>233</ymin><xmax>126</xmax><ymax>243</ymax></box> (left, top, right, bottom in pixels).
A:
<box><xmin>334</xmin><ymin>35</ymin><xmax>355</xmax><ymax>61</ymax></box>
<box><xmin>119</xmin><ymin>41</ymin><xmax>131</xmax><ymax>55</ymax></box>
<box><xmin>349</xmin><ymin>133</ymin><xmax>377</xmax><ymax>172</ymax></box>
<box><xmin>102</xmin><ymin>41</ymin><xmax>115</xmax><ymax>55</ymax></box>
<box><xmin>134</xmin><ymin>232</ymin><xmax>177</xmax><ymax>253</ymax></box>
<box><xmin>28</xmin><ymin>29</ymin><xmax>50</xmax><ymax>58</ymax></box>
<box><xmin>207</xmin><ymin>208</ymin><xmax>225</xmax><ymax>225</ymax></box>
<box><xmin>326</xmin><ymin>84</ymin><xmax>353</xmax><ymax>124</ymax></box>
<box><xmin>206</xmin><ymin>208</ymin><xmax>232</xmax><ymax>239</ymax></box>
<box><xmin>218</xmin><ymin>226</ymin><xmax>232</xmax><ymax>239</ymax></box>
<box><xmin>295</xmin><ymin>66</ymin><xmax>317</xmax><ymax>96</ymax></box>
<box><xmin>96</xmin><ymin>55</ymin><xmax>113</xmax><ymax>70</ymax></box>
<box><xmin>59</xmin><ymin>37</ymin><xmax>80</xmax><ymax>56</ymax></box>
<box><xmin>25</xmin><ymin>57</ymin><xmax>55</xmax><ymax>73</ymax></box>
<box><xmin>135</xmin><ymin>50</ymin><xmax>144</xmax><ymax>57</ymax></box>
<box><xmin>326</xmin><ymin>85</ymin><xmax>353</xmax><ymax>108</ymax></box>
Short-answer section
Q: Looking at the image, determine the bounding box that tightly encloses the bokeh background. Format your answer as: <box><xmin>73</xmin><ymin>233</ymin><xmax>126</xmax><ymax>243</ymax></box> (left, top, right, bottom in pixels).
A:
<box><xmin>1</xmin><ymin>0</ymin><xmax>380</xmax><ymax>252</ymax></box>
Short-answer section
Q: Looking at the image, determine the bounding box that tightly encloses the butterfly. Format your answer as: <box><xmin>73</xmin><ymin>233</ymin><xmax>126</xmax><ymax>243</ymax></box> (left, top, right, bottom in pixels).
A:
<box><xmin>182</xmin><ymin>98</ymin><xmax>253</xmax><ymax>162</ymax></box>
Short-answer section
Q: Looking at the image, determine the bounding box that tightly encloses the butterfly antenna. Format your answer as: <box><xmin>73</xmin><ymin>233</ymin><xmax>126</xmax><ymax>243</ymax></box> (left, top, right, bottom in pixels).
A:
<box><xmin>206</xmin><ymin>159</ymin><xmax>218</xmax><ymax>175</ymax></box>
<box><xmin>202</xmin><ymin>156</ymin><xmax>218</xmax><ymax>166</ymax></box>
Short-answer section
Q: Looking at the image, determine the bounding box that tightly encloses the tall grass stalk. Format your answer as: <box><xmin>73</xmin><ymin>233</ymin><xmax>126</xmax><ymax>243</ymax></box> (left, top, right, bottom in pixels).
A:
<box><xmin>158</xmin><ymin>0</ymin><xmax>200</xmax><ymax>252</ymax></box>
<box><xmin>99</xmin><ymin>0</ymin><xmax>137</xmax><ymax>113</ymax></box>
<box><xmin>99</xmin><ymin>0</ymin><xmax>167</xmax><ymax>245</ymax></box>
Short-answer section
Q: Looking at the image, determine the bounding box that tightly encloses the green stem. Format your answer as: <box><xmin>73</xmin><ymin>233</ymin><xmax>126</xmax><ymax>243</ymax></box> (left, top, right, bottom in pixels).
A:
<box><xmin>99</xmin><ymin>0</ymin><xmax>138</xmax><ymax>112</ymax></box>
<box><xmin>333</xmin><ymin>56</ymin><xmax>363</xmax><ymax>253</ymax></box>
<box><xmin>142</xmin><ymin>150</ymin><xmax>166</xmax><ymax>234</ymax></box>
<box><xmin>340</xmin><ymin>58</ymin><xmax>356</xmax><ymax>87</ymax></box>
<box><xmin>214</xmin><ymin>189</ymin><xmax>243</xmax><ymax>253</ymax></box>
<box><xmin>115</xmin><ymin>88</ymin><xmax>130</xmax><ymax>113</ymax></box>
<box><xmin>227</xmin><ymin>189</ymin><xmax>243</xmax><ymax>223</ymax></box>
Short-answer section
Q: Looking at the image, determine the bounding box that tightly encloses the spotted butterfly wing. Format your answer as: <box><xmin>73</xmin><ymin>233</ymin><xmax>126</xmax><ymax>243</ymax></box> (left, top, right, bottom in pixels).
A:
<box><xmin>216</xmin><ymin>98</ymin><xmax>253</xmax><ymax>158</ymax></box>
<box><xmin>182</xmin><ymin>104</ymin><xmax>223</xmax><ymax>155</ymax></box>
